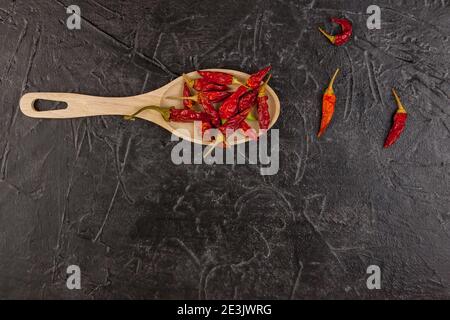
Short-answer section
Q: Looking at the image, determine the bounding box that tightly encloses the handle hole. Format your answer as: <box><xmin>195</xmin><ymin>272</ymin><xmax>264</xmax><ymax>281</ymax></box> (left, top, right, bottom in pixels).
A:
<box><xmin>34</xmin><ymin>100</ymin><xmax>68</xmax><ymax>111</ymax></box>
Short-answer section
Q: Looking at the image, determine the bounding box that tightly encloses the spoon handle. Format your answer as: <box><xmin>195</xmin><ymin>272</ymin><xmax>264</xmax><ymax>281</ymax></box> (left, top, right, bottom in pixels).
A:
<box><xmin>20</xmin><ymin>92</ymin><xmax>162</xmax><ymax>119</ymax></box>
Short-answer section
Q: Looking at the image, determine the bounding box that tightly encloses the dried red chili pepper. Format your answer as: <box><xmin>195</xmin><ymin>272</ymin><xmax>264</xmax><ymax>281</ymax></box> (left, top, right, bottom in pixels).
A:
<box><xmin>170</xmin><ymin>91</ymin><xmax>231</xmax><ymax>104</ymax></box>
<box><xmin>124</xmin><ymin>106</ymin><xmax>209</xmax><ymax>123</ymax></box>
<box><xmin>167</xmin><ymin>109</ymin><xmax>209</xmax><ymax>122</ymax></box>
<box><xmin>318</xmin><ymin>68</ymin><xmax>340</xmax><ymax>138</ymax></box>
<box><xmin>219</xmin><ymin>85</ymin><xmax>248</xmax><ymax>120</ymax></box>
<box><xmin>183</xmin><ymin>74</ymin><xmax>228</xmax><ymax>92</ymax></box>
<box><xmin>202</xmin><ymin>91</ymin><xmax>231</xmax><ymax>103</ymax></box>
<box><xmin>319</xmin><ymin>18</ymin><xmax>353</xmax><ymax>46</ymax></box>
<box><xmin>201</xmin><ymin>121</ymin><xmax>213</xmax><ymax>136</ymax></box>
<box><xmin>238</xmin><ymin>90</ymin><xmax>258</xmax><ymax>112</ymax></box>
<box><xmin>257</xmin><ymin>75</ymin><xmax>272</xmax><ymax>130</ymax></box>
<box><xmin>247</xmin><ymin>66</ymin><xmax>272</xmax><ymax>89</ymax></box>
<box><xmin>183</xmin><ymin>83</ymin><xmax>194</xmax><ymax>110</ymax></box>
<box><xmin>220</xmin><ymin>108</ymin><xmax>251</xmax><ymax>135</ymax></box>
<box><xmin>197</xmin><ymin>94</ymin><xmax>221</xmax><ymax>128</ymax></box>
<box><xmin>207</xmin><ymin>101</ymin><xmax>257</xmax><ymax>151</ymax></box>
<box><xmin>384</xmin><ymin>89</ymin><xmax>408</xmax><ymax>148</ymax></box>
<box><xmin>239</xmin><ymin>121</ymin><xmax>258</xmax><ymax>141</ymax></box>
<box><xmin>198</xmin><ymin>71</ymin><xmax>245</xmax><ymax>86</ymax></box>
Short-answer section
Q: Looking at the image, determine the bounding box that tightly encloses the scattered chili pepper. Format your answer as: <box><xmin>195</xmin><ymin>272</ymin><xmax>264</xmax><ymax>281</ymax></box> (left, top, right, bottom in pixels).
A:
<box><xmin>183</xmin><ymin>74</ymin><xmax>228</xmax><ymax>92</ymax></box>
<box><xmin>124</xmin><ymin>106</ymin><xmax>209</xmax><ymax>123</ymax></box>
<box><xmin>198</xmin><ymin>71</ymin><xmax>245</xmax><ymax>87</ymax></box>
<box><xmin>318</xmin><ymin>68</ymin><xmax>340</xmax><ymax>138</ymax></box>
<box><xmin>219</xmin><ymin>85</ymin><xmax>249</xmax><ymax>120</ymax></box>
<box><xmin>384</xmin><ymin>89</ymin><xmax>408</xmax><ymax>148</ymax></box>
<box><xmin>239</xmin><ymin>121</ymin><xmax>258</xmax><ymax>141</ymax></box>
<box><xmin>239</xmin><ymin>90</ymin><xmax>258</xmax><ymax>112</ymax></box>
<box><xmin>319</xmin><ymin>18</ymin><xmax>353</xmax><ymax>46</ymax></box>
<box><xmin>257</xmin><ymin>75</ymin><xmax>272</xmax><ymax>130</ymax></box>
<box><xmin>247</xmin><ymin>66</ymin><xmax>272</xmax><ymax>89</ymax></box>
<box><xmin>170</xmin><ymin>91</ymin><xmax>231</xmax><ymax>104</ymax></box>
<box><xmin>183</xmin><ymin>83</ymin><xmax>194</xmax><ymax>110</ymax></box>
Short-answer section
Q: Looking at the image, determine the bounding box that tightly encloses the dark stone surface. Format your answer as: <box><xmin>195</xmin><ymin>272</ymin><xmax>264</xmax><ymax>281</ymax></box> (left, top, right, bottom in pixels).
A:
<box><xmin>0</xmin><ymin>0</ymin><xmax>449</xmax><ymax>299</ymax></box>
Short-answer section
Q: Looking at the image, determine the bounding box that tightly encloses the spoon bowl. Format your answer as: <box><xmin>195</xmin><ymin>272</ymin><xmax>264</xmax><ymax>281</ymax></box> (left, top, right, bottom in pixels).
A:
<box><xmin>20</xmin><ymin>69</ymin><xmax>280</xmax><ymax>145</ymax></box>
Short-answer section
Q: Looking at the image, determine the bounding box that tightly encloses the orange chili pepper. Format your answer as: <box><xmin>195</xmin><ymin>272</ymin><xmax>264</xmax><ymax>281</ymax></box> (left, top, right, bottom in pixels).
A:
<box><xmin>318</xmin><ymin>68</ymin><xmax>340</xmax><ymax>138</ymax></box>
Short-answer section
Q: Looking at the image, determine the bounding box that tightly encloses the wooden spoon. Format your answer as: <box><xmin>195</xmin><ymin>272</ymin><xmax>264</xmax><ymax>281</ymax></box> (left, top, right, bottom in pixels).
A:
<box><xmin>20</xmin><ymin>69</ymin><xmax>280</xmax><ymax>145</ymax></box>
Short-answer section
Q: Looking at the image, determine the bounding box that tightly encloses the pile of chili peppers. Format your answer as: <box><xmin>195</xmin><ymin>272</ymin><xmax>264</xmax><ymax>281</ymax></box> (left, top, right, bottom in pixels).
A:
<box><xmin>125</xmin><ymin>66</ymin><xmax>272</xmax><ymax>143</ymax></box>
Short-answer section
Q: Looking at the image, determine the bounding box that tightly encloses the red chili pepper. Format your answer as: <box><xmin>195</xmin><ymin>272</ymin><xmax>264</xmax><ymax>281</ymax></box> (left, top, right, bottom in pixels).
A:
<box><xmin>247</xmin><ymin>66</ymin><xmax>272</xmax><ymax>89</ymax></box>
<box><xmin>183</xmin><ymin>83</ymin><xmax>194</xmax><ymax>110</ymax></box>
<box><xmin>198</xmin><ymin>71</ymin><xmax>245</xmax><ymax>86</ymax></box>
<box><xmin>257</xmin><ymin>98</ymin><xmax>270</xmax><ymax>130</ymax></box>
<box><xmin>197</xmin><ymin>94</ymin><xmax>221</xmax><ymax>128</ymax></box>
<box><xmin>170</xmin><ymin>109</ymin><xmax>210</xmax><ymax>122</ymax></box>
<box><xmin>170</xmin><ymin>91</ymin><xmax>231</xmax><ymax>104</ymax></box>
<box><xmin>220</xmin><ymin>108</ymin><xmax>251</xmax><ymax>135</ymax></box>
<box><xmin>183</xmin><ymin>74</ymin><xmax>228</xmax><ymax>92</ymax></box>
<box><xmin>239</xmin><ymin>121</ymin><xmax>258</xmax><ymax>141</ymax></box>
<box><xmin>319</xmin><ymin>18</ymin><xmax>353</xmax><ymax>46</ymax></box>
<box><xmin>257</xmin><ymin>75</ymin><xmax>272</xmax><ymax>130</ymax></box>
<box><xmin>318</xmin><ymin>68</ymin><xmax>340</xmax><ymax>138</ymax></box>
<box><xmin>201</xmin><ymin>121</ymin><xmax>213</xmax><ymax>136</ymax></box>
<box><xmin>238</xmin><ymin>90</ymin><xmax>258</xmax><ymax>112</ymax></box>
<box><xmin>124</xmin><ymin>106</ymin><xmax>209</xmax><ymax>123</ymax></box>
<box><xmin>219</xmin><ymin>85</ymin><xmax>248</xmax><ymax>120</ymax></box>
<box><xmin>203</xmin><ymin>91</ymin><xmax>231</xmax><ymax>103</ymax></box>
<box><xmin>384</xmin><ymin>89</ymin><xmax>408</xmax><ymax>148</ymax></box>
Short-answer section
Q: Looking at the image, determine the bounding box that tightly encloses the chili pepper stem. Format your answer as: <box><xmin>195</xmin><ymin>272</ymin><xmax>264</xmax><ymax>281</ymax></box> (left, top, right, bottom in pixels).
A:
<box><xmin>261</xmin><ymin>74</ymin><xmax>272</xmax><ymax>90</ymax></box>
<box><xmin>168</xmin><ymin>96</ymin><xmax>198</xmax><ymax>102</ymax></box>
<box><xmin>124</xmin><ymin>106</ymin><xmax>171</xmax><ymax>122</ymax></box>
<box><xmin>182</xmin><ymin>74</ymin><xmax>194</xmax><ymax>88</ymax></box>
<box><xmin>232</xmin><ymin>78</ymin><xmax>247</xmax><ymax>87</ymax></box>
<box><xmin>203</xmin><ymin>128</ymin><xmax>242</xmax><ymax>158</ymax></box>
<box><xmin>258</xmin><ymin>74</ymin><xmax>273</xmax><ymax>97</ymax></box>
<box><xmin>329</xmin><ymin>68</ymin><xmax>340</xmax><ymax>89</ymax></box>
<box><xmin>392</xmin><ymin>88</ymin><xmax>407</xmax><ymax>113</ymax></box>
<box><xmin>318</xmin><ymin>27</ymin><xmax>336</xmax><ymax>44</ymax></box>
<box><xmin>326</xmin><ymin>68</ymin><xmax>340</xmax><ymax>94</ymax></box>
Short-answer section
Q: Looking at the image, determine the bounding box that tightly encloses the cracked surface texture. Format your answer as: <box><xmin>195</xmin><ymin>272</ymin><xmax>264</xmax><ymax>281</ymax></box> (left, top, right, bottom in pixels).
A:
<box><xmin>0</xmin><ymin>0</ymin><xmax>449</xmax><ymax>299</ymax></box>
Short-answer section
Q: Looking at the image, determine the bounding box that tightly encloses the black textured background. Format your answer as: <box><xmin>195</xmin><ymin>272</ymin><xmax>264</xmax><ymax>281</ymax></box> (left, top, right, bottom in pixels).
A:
<box><xmin>0</xmin><ymin>0</ymin><xmax>449</xmax><ymax>300</ymax></box>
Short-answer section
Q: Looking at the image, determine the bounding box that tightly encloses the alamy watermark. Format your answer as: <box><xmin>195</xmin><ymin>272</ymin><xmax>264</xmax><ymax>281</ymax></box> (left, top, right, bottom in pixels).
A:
<box><xmin>66</xmin><ymin>5</ymin><xmax>81</xmax><ymax>30</ymax></box>
<box><xmin>366</xmin><ymin>265</ymin><xmax>381</xmax><ymax>290</ymax></box>
<box><xmin>65</xmin><ymin>5</ymin><xmax>382</xmax><ymax>31</ymax></box>
<box><xmin>66</xmin><ymin>265</ymin><xmax>81</xmax><ymax>290</ymax></box>
<box><xmin>170</xmin><ymin>122</ymin><xmax>279</xmax><ymax>176</ymax></box>
<box><xmin>367</xmin><ymin>5</ymin><xmax>381</xmax><ymax>30</ymax></box>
